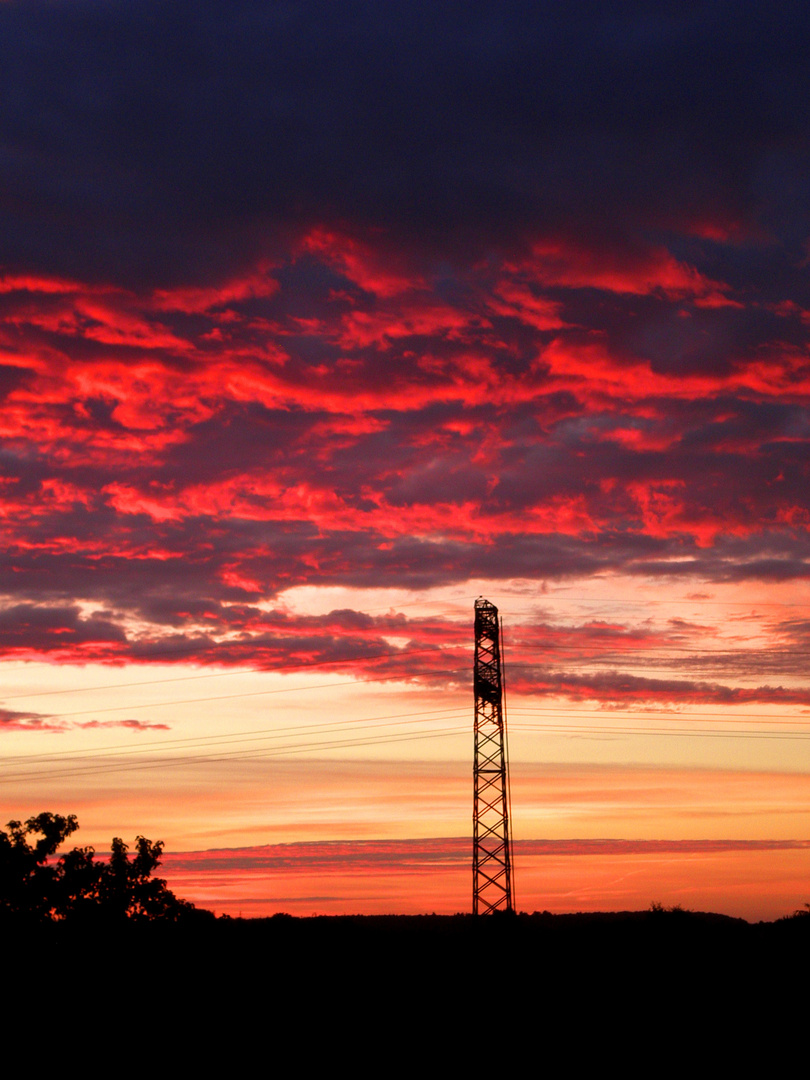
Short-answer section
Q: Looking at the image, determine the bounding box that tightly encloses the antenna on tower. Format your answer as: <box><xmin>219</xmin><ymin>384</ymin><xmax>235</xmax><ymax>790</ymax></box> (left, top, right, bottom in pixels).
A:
<box><xmin>472</xmin><ymin>598</ymin><xmax>514</xmax><ymax>914</ymax></box>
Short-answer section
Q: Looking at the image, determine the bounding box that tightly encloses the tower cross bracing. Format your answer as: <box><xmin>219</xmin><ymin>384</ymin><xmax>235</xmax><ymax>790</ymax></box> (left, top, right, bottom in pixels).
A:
<box><xmin>473</xmin><ymin>598</ymin><xmax>514</xmax><ymax>914</ymax></box>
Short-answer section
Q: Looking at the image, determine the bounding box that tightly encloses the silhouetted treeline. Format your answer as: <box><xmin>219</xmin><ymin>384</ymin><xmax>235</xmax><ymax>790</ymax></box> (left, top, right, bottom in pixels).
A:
<box><xmin>0</xmin><ymin>812</ymin><xmax>211</xmax><ymax>925</ymax></box>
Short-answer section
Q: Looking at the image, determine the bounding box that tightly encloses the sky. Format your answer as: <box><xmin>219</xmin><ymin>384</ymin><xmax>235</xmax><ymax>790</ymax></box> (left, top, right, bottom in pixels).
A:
<box><xmin>1</xmin><ymin>1</ymin><xmax>809</xmax><ymax>920</ymax></box>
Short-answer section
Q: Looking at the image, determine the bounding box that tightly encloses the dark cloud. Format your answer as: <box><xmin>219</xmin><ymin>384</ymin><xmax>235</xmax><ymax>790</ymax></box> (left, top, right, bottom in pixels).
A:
<box><xmin>0</xmin><ymin>603</ymin><xmax>126</xmax><ymax>650</ymax></box>
<box><xmin>1</xmin><ymin>2</ymin><xmax>810</xmax><ymax>286</ymax></box>
<box><xmin>0</xmin><ymin>705</ymin><xmax>169</xmax><ymax>733</ymax></box>
<box><xmin>0</xmin><ymin>706</ymin><xmax>55</xmax><ymax>731</ymax></box>
<box><xmin>508</xmin><ymin>666</ymin><xmax>810</xmax><ymax>707</ymax></box>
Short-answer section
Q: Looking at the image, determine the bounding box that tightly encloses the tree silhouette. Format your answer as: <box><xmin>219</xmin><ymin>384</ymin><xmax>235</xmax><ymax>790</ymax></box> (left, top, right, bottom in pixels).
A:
<box><xmin>0</xmin><ymin>812</ymin><xmax>201</xmax><ymax>923</ymax></box>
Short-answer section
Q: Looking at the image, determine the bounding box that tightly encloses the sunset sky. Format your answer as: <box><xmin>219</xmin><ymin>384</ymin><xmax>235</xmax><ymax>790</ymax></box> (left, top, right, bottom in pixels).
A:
<box><xmin>1</xmin><ymin>1</ymin><xmax>809</xmax><ymax>920</ymax></box>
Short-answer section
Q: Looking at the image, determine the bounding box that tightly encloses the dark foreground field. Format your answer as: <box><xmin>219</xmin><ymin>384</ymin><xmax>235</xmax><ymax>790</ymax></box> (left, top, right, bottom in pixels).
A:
<box><xmin>21</xmin><ymin>907</ymin><xmax>809</xmax><ymax>989</ymax></box>
<box><xmin>16</xmin><ymin>909</ymin><xmax>805</xmax><ymax>1061</ymax></box>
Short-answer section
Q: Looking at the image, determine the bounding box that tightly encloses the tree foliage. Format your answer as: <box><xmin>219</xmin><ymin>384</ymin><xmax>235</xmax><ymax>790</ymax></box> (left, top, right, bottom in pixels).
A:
<box><xmin>0</xmin><ymin>812</ymin><xmax>200</xmax><ymax>923</ymax></box>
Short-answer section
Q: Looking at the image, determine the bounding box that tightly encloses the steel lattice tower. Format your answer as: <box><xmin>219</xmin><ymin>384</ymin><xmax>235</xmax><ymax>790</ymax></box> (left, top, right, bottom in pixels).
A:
<box><xmin>473</xmin><ymin>599</ymin><xmax>514</xmax><ymax>914</ymax></box>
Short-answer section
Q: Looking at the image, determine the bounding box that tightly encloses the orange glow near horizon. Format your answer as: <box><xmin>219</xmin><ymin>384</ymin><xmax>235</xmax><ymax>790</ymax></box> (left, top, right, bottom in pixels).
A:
<box><xmin>155</xmin><ymin>837</ymin><xmax>810</xmax><ymax>923</ymax></box>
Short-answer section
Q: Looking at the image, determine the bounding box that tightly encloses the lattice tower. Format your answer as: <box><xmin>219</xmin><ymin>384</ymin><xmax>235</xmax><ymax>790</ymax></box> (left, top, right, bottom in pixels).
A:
<box><xmin>473</xmin><ymin>598</ymin><xmax>514</xmax><ymax>914</ymax></box>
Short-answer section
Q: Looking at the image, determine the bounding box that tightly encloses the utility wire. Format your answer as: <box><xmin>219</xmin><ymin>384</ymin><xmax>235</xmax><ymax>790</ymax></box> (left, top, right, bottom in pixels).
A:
<box><xmin>18</xmin><ymin>666</ymin><xmax>468</xmax><ymax>721</ymax></box>
<box><xmin>0</xmin><ymin>724</ymin><xmax>470</xmax><ymax>785</ymax></box>
<box><xmin>0</xmin><ymin>706</ymin><xmax>469</xmax><ymax>765</ymax></box>
<box><xmin>0</xmin><ymin>644</ymin><xmax>471</xmax><ymax>702</ymax></box>
<box><xmin>4</xmin><ymin>712</ymin><xmax>810</xmax><ymax>789</ymax></box>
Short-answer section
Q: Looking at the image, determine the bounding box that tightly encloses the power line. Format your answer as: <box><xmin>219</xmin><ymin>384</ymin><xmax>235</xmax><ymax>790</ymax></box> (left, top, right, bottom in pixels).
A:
<box><xmin>0</xmin><ymin>706</ymin><xmax>469</xmax><ymax>764</ymax></box>
<box><xmin>507</xmin><ymin>706</ymin><xmax>810</xmax><ymax>723</ymax></box>
<box><xmin>0</xmin><ymin>723</ymin><xmax>471</xmax><ymax>786</ymax></box>
<box><xmin>0</xmin><ymin>644</ymin><xmax>471</xmax><ymax>703</ymax></box>
<box><xmin>6</xmin><ymin>711</ymin><xmax>810</xmax><ymax>790</ymax></box>
<box><xmin>509</xmin><ymin>721</ymin><xmax>810</xmax><ymax>741</ymax></box>
<box><xmin>8</xmin><ymin>695</ymin><xmax>810</xmax><ymax>778</ymax></box>
<box><xmin>16</xmin><ymin>665</ymin><xmax>468</xmax><ymax>721</ymax></box>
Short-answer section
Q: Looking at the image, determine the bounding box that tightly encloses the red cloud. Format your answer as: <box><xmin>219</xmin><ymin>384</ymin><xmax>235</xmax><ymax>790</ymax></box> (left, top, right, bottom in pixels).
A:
<box><xmin>299</xmin><ymin>227</ymin><xmax>422</xmax><ymax>298</ymax></box>
<box><xmin>488</xmin><ymin>280</ymin><xmax>569</xmax><ymax>330</ymax></box>
<box><xmin>78</xmin><ymin>719</ymin><xmax>171</xmax><ymax>731</ymax></box>
<box><xmin>519</xmin><ymin>237</ymin><xmax>734</xmax><ymax>300</ymax></box>
<box><xmin>336</xmin><ymin>300</ymin><xmax>483</xmax><ymax>350</ymax></box>
<box><xmin>151</xmin><ymin>263</ymin><xmax>280</xmax><ymax>314</ymax></box>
